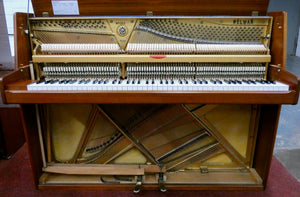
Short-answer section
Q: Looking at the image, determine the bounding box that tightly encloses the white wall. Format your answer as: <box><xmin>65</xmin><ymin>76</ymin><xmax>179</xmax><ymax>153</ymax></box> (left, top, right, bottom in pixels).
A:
<box><xmin>296</xmin><ymin>27</ymin><xmax>300</xmax><ymax>57</ymax></box>
<box><xmin>2</xmin><ymin>0</ymin><xmax>33</xmax><ymax>57</ymax></box>
<box><xmin>268</xmin><ymin>0</ymin><xmax>300</xmax><ymax>56</ymax></box>
<box><xmin>0</xmin><ymin>1</ymin><xmax>12</xmax><ymax>65</ymax></box>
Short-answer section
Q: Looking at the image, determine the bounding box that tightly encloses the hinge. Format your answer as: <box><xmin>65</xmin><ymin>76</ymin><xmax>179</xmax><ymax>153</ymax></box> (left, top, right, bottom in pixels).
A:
<box><xmin>146</xmin><ymin>11</ymin><xmax>153</xmax><ymax>16</ymax></box>
<box><xmin>42</xmin><ymin>12</ymin><xmax>49</xmax><ymax>17</ymax></box>
<box><xmin>239</xmin><ymin>167</ymin><xmax>249</xmax><ymax>173</ymax></box>
<box><xmin>251</xmin><ymin>11</ymin><xmax>259</xmax><ymax>16</ymax></box>
<box><xmin>200</xmin><ymin>166</ymin><xmax>209</xmax><ymax>173</ymax></box>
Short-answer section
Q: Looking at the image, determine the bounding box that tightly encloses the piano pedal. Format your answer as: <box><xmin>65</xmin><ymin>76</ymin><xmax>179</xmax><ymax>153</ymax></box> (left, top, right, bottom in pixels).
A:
<box><xmin>113</xmin><ymin>175</ymin><xmax>132</xmax><ymax>182</ymax></box>
<box><xmin>100</xmin><ymin>176</ymin><xmax>120</xmax><ymax>184</ymax></box>
<box><xmin>158</xmin><ymin>172</ymin><xmax>167</xmax><ymax>192</ymax></box>
<box><xmin>133</xmin><ymin>175</ymin><xmax>143</xmax><ymax>194</ymax></box>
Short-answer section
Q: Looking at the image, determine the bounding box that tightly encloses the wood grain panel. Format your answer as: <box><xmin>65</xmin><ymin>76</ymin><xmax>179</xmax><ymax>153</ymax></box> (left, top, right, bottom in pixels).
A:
<box><xmin>253</xmin><ymin>104</ymin><xmax>281</xmax><ymax>186</ymax></box>
<box><xmin>0</xmin><ymin>66</ymin><xmax>30</xmax><ymax>103</ymax></box>
<box><xmin>14</xmin><ymin>13</ymin><xmax>32</xmax><ymax>70</ymax></box>
<box><xmin>20</xmin><ymin>104</ymin><xmax>43</xmax><ymax>188</ymax></box>
<box><xmin>268</xmin><ymin>11</ymin><xmax>287</xmax><ymax>68</ymax></box>
<box><xmin>0</xmin><ymin>106</ymin><xmax>24</xmax><ymax>158</ymax></box>
<box><xmin>3</xmin><ymin>90</ymin><xmax>299</xmax><ymax>105</ymax></box>
<box><xmin>31</xmin><ymin>0</ymin><xmax>269</xmax><ymax>17</ymax></box>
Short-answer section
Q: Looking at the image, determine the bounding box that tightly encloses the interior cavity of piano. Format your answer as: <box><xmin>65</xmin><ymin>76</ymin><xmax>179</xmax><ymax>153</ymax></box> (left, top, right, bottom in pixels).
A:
<box><xmin>27</xmin><ymin>16</ymin><xmax>288</xmax><ymax>92</ymax></box>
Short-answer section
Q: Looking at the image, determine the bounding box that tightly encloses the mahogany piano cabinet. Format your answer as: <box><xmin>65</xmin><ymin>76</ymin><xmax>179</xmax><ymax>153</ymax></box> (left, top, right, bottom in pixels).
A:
<box><xmin>0</xmin><ymin>0</ymin><xmax>299</xmax><ymax>193</ymax></box>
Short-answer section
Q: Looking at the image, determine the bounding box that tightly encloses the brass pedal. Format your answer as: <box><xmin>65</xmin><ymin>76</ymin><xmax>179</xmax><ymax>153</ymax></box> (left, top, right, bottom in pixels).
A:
<box><xmin>133</xmin><ymin>175</ymin><xmax>143</xmax><ymax>194</ymax></box>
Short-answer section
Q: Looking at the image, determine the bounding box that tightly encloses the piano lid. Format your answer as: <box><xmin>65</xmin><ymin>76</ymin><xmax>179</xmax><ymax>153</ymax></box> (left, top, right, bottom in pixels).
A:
<box><xmin>31</xmin><ymin>0</ymin><xmax>270</xmax><ymax>17</ymax></box>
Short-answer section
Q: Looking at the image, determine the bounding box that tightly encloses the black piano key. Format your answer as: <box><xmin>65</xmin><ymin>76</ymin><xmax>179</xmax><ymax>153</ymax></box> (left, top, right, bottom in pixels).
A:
<box><xmin>36</xmin><ymin>80</ymin><xmax>45</xmax><ymax>84</ymax></box>
<box><xmin>146</xmin><ymin>80</ymin><xmax>149</xmax><ymax>84</ymax></box>
<box><xmin>50</xmin><ymin>80</ymin><xmax>59</xmax><ymax>84</ymax></box>
<box><xmin>171</xmin><ymin>80</ymin><xmax>174</xmax><ymax>84</ymax></box>
<box><xmin>83</xmin><ymin>80</ymin><xmax>90</xmax><ymax>84</ymax></box>
<box><xmin>224</xmin><ymin>80</ymin><xmax>231</xmax><ymax>84</ymax></box>
<box><xmin>242</xmin><ymin>79</ymin><xmax>251</xmax><ymax>84</ymax></box>
<box><xmin>230</xmin><ymin>80</ymin><xmax>237</xmax><ymax>84</ymax></box>
<box><xmin>236</xmin><ymin>80</ymin><xmax>242</xmax><ymax>84</ymax></box>
<box><xmin>93</xmin><ymin>80</ymin><xmax>98</xmax><ymax>84</ymax></box>
<box><xmin>216</xmin><ymin>80</ymin><xmax>222</xmax><ymax>84</ymax></box>
<box><xmin>255</xmin><ymin>80</ymin><xmax>263</xmax><ymax>84</ymax></box>
<box><xmin>127</xmin><ymin>80</ymin><xmax>130</xmax><ymax>84</ymax></box>
<box><xmin>152</xmin><ymin>80</ymin><xmax>155</xmax><ymax>84</ymax></box>
<box><xmin>118</xmin><ymin>80</ymin><xmax>122</xmax><ymax>84</ymax></box>
<box><xmin>137</xmin><ymin>80</ymin><xmax>141</xmax><ymax>84</ymax></box>
<box><xmin>69</xmin><ymin>80</ymin><xmax>77</xmax><ymax>84</ymax></box>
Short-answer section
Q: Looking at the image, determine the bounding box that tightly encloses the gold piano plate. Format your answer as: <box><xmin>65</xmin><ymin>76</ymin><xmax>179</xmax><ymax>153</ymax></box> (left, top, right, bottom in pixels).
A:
<box><xmin>29</xmin><ymin>16</ymin><xmax>272</xmax><ymax>56</ymax></box>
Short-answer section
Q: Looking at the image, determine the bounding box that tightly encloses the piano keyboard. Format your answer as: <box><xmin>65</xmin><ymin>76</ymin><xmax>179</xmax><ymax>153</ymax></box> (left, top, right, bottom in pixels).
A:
<box><xmin>27</xmin><ymin>79</ymin><xmax>289</xmax><ymax>91</ymax></box>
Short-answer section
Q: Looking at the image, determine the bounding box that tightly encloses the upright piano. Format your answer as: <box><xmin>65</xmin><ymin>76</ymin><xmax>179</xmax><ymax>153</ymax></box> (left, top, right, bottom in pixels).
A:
<box><xmin>0</xmin><ymin>0</ymin><xmax>299</xmax><ymax>192</ymax></box>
